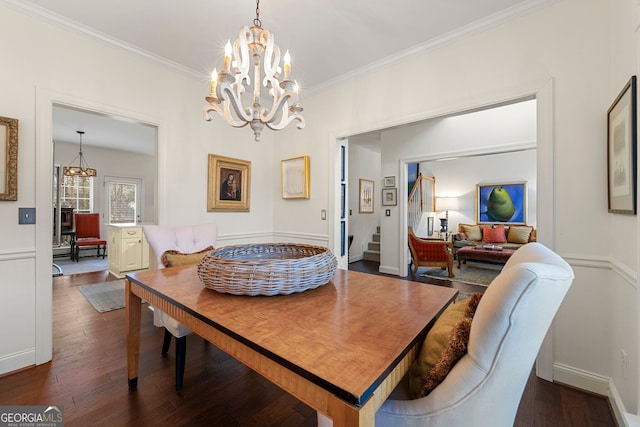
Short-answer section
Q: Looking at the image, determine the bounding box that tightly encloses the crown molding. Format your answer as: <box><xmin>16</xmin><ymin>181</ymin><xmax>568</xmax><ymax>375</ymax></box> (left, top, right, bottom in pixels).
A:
<box><xmin>306</xmin><ymin>0</ymin><xmax>560</xmax><ymax>95</ymax></box>
<box><xmin>1</xmin><ymin>0</ymin><xmax>208</xmax><ymax>81</ymax></box>
<box><xmin>2</xmin><ymin>0</ymin><xmax>559</xmax><ymax>89</ymax></box>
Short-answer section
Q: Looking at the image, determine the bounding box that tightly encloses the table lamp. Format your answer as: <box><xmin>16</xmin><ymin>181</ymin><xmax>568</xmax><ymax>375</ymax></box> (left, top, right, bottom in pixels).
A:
<box><xmin>436</xmin><ymin>196</ymin><xmax>459</xmax><ymax>236</ymax></box>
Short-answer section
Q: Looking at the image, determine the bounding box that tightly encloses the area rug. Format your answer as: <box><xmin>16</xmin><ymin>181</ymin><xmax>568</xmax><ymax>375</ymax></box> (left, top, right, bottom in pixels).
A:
<box><xmin>55</xmin><ymin>258</ymin><xmax>108</xmax><ymax>275</ymax></box>
<box><xmin>421</xmin><ymin>263</ymin><xmax>502</xmax><ymax>286</ymax></box>
<box><xmin>78</xmin><ymin>280</ymin><xmax>125</xmax><ymax>313</ymax></box>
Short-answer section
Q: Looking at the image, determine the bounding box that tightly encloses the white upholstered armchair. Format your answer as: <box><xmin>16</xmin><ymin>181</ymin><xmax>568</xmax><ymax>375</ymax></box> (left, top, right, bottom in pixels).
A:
<box><xmin>142</xmin><ymin>223</ymin><xmax>218</xmax><ymax>392</ymax></box>
<box><xmin>318</xmin><ymin>242</ymin><xmax>574</xmax><ymax>426</ymax></box>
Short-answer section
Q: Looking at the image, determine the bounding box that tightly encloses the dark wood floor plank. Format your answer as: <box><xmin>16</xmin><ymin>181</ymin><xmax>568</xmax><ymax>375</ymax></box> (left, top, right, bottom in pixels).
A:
<box><xmin>0</xmin><ymin>262</ymin><xmax>617</xmax><ymax>426</ymax></box>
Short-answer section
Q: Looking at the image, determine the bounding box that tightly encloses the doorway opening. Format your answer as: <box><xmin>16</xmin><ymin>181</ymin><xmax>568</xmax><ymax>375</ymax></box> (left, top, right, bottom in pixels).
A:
<box><xmin>51</xmin><ymin>104</ymin><xmax>158</xmax><ymax>277</ymax></box>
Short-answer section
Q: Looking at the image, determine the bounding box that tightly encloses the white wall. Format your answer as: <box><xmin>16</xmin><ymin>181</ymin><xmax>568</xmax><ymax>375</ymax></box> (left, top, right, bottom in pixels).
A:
<box><xmin>0</xmin><ymin>2</ymin><xmax>275</xmax><ymax>374</ymax></box>
<box><xmin>1</xmin><ymin>0</ymin><xmax>639</xmax><ymax>422</ymax></box>
<box><xmin>274</xmin><ymin>0</ymin><xmax>638</xmax><ymax>419</ymax></box>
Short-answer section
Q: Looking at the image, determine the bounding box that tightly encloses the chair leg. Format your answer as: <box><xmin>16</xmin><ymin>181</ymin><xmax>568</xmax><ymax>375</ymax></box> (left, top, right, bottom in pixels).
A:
<box><xmin>161</xmin><ymin>329</ymin><xmax>172</xmax><ymax>355</ymax></box>
<box><xmin>175</xmin><ymin>336</ymin><xmax>187</xmax><ymax>393</ymax></box>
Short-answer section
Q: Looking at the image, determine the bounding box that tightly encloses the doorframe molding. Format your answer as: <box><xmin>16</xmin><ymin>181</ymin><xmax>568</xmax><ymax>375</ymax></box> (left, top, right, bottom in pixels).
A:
<box><xmin>34</xmin><ymin>87</ymin><xmax>164</xmax><ymax>365</ymax></box>
<box><xmin>329</xmin><ymin>78</ymin><xmax>555</xmax><ymax>379</ymax></box>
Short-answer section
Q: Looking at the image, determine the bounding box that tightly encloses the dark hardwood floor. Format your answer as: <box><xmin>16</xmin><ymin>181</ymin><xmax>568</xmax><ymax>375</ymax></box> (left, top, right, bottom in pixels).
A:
<box><xmin>0</xmin><ymin>262</ymin><xmax>616</xmax><ymax>426</ymax></box>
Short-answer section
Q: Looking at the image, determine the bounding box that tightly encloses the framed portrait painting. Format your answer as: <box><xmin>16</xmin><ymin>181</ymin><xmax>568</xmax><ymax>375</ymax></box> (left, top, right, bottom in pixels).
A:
<box><xmin>607</xmin><ymin>76</ymin><xmax>637</xmax><ymax>215</ymax></box>
<box><xmin>281</xmin><ymin>156</ymin><xmax>310</xmax><ymax>199</ymax></box>
<box><xmin>476</xmin><ymin>181</ymin><xmax>527</xmax><ymax>224</ymax></box>
<box><xmin>207</xmin><ymin>154</ymin><xmax>251</xmax><ymax>212</ymax></box>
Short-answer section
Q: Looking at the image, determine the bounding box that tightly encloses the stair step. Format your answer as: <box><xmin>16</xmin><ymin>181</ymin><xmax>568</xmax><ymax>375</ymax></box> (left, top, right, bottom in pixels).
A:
<box><xmin>363</xmin><ymin>250</ymin><xmax>380</xmax><ymax>263</ymax></box>
<box><xmin>372</xmin><ymin>233</ymin><xmax>380</xmax><ymax>243</ymax></box>
<box><xmin>368</xmin><ymin>242</ymin><xmax>380</xmax><ymax>251</ymax></box>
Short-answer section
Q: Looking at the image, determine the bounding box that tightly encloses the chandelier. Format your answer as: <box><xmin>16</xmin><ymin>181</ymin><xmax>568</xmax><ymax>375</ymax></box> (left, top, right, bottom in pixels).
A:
<box><xmin>203</xmin><ymin>0</ymin><xmax>304</xmax><ymax>142</ymax></box>
<box><xmin>63</xmin><ymin>130</ymin><xmax>97</xmax><ymax>177</ymax></box>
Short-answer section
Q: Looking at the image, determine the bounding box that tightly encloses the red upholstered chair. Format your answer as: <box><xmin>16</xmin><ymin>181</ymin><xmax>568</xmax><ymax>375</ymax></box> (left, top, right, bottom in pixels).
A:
<box><xmin>408</xmin><ymin>227</ymin><xmax>455</xmax><ymax>277</ymax></box>
<box><xmin>73</xmin><ymin>213</ymin><xmax>107</xmax><ymax>262</ymax></box>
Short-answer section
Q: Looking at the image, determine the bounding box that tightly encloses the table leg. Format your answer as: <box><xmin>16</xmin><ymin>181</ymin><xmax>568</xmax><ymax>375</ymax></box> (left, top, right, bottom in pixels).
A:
<box><xmin>326</xmin><ymin>400</ymin><xmax>373</xmax><ymax>427</ymax></box>
<box><xmin>126</xmin><ymin>279</ymin><xmax>141</xmax><ymax>389</ymax></box>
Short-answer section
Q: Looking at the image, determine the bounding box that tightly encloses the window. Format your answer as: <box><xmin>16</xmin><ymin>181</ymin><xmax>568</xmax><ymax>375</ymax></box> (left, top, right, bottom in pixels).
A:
<box><xmin>60</xmin><ymin>175</ymin><xmax>94</xmax><ymax>213</ymax></box>
<box><xmin>106</xmin><ymin>177</ymin><xmax>142</xmax><ymax>225</ymax></box>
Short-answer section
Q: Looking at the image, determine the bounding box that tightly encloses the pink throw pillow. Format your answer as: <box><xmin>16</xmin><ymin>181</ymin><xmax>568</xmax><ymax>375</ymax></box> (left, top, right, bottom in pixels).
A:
<box><xmin>483</xmin><ymin>225</ymin><xmax>506</xmax><ymax>243</ymax></box>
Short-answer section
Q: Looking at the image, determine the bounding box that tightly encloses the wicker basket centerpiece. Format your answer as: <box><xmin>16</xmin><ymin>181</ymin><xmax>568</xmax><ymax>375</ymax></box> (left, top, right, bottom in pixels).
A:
<box><xmin>197</xmin><ymin>243</ymin><xmax>338</xmax><ymax>296</ymax></box>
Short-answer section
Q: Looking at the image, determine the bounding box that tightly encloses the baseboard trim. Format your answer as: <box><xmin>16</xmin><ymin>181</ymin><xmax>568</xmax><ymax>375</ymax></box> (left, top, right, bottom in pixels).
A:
<box><xmin>554</xmin><ymin>362</ymin><xmax>627</xmax><ymax>427</ymax></box>
<box><xmin>0</xmin><ymin>349</ymin><xmax>35</xmax><ymax>376</ymax></box>
<box><xmin>379</xmin><ymin>265</ymin><xmax>400</xmax><ymax>275</ymax></box>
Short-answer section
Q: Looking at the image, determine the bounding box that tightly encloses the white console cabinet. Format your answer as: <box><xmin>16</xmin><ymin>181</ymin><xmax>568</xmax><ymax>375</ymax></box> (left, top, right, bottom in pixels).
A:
<box><xmin>108</xmin><ymin>225</ymin><xmax>150</xmax><ymax>278</ymax></box>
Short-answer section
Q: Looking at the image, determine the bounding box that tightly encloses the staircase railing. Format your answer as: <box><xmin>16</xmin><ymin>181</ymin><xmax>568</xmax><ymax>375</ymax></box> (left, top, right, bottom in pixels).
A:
<box><xmin>408</xmin><ymin>174</ymin><xmax>436</xmax><ymax>230</ymax></box>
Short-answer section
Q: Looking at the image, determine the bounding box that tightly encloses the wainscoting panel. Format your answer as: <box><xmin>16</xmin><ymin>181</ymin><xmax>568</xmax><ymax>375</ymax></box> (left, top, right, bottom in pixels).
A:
<box><xmin>0</xmin><ymin>251</ymin><xmax>37</xmax><ymax>375</ymax></box>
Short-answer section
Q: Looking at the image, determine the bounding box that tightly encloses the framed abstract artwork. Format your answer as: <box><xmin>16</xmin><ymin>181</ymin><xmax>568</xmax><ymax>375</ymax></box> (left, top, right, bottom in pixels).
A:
<box><xmin>476</xmin><ymin>181</ymin><xmax>527</xmax><ymax>224</ymax></box>
<box><xmin>607</xmin><ymin>76</ymin><xmax>637</xmax><ymax>215</ymax></box>
<box><xmin>281</xmin><ymin>155</ymin><xmax>310</xmax><ymax>199</ymax></box>
<box><xmin>359</xmin><ymin>179</ymin><xmax>374</xmax><ymax>213</ymax></box>
<box><xmin>207</xmin><ymin>154</ymin><xmax>251</xmax><ymax>212</ymax></box>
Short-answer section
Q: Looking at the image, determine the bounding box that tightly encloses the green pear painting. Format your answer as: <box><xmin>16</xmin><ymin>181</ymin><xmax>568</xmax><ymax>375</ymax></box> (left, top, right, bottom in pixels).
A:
<box><xmin>477</xmin><ymin>182</ymin><xmax>526</xmax><ymax>224</ymax></box>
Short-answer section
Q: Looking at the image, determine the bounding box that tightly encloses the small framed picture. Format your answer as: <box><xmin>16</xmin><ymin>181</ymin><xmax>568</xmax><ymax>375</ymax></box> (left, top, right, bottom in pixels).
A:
<box><xmin>382</xmin><ymin>188</ymin><xmax>397</xmax><ymax>206</ymax></box>
<box><xmin>608</xmin><ymin>76</ymin><xmax>637</xmax><ymax>214</ymax></box>
<box><xmin>383</xmin><ymin>176</ymin><xmax>396</xmax><ymax>187</ymax></box>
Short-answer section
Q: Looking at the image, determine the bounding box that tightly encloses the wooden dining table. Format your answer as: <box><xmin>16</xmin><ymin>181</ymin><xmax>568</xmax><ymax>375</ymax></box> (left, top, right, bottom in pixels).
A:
<box><xmin>125</xmin><ymin>265</ymin><xmax>457</xmax><ymax>426</ymax></box>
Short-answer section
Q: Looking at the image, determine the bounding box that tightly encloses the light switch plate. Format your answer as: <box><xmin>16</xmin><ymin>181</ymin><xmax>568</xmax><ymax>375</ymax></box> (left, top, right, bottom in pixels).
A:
<box><xmin>19</xmin><ymin>207</ymin><xmax>36</xmax><ymax>224</ymax></box>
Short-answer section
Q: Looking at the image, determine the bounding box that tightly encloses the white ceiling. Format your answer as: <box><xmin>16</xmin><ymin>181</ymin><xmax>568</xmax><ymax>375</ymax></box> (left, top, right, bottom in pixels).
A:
<box><xmin>11</xmin><ymin>0</ymin><xmax>549</xmax><ymax>153</ymax></box>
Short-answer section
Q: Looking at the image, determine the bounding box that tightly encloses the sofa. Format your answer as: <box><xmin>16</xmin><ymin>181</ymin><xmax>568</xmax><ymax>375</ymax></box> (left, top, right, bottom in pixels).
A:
<box><xmin>452</xmin><ymin>223</ymin><xmax>536</xmax><ymax>257</ymax></box>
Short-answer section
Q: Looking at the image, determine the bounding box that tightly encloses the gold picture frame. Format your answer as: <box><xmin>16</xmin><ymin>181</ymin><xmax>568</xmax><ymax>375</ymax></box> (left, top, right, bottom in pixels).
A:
<box><xmin>207</xmin><ymin>154</ymin><xmax>251</xmax><ymax>212</ymax></box>
<box><xmin>281</xmin><ymin>156</ymin><xmax>310</xmax><ymax>199</ymax></box>
<box><xmin>0</xmin><ymin>115</ymin><xmax>18</xmax><ymax>201</ymax></box>
<box><xmin>359</xmin><ymin>178</ymin><xmax>374</xmax><ymax>213</ymax></box>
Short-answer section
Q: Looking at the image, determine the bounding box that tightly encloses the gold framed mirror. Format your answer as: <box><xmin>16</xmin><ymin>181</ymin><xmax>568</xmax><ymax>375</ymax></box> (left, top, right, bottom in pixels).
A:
<box><xmin>0</xmin><ymin>115</ymin><xmax>18</xmax><ymax>201</ymax></box>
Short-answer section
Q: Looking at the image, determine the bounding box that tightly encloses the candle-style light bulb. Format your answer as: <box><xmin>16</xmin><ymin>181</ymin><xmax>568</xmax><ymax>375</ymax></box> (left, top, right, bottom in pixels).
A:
<box><xmin>210</xmin><ymin>68</ymin><xmax>217</xmax><ymax>95</ymax></box>
<box><xmin>223</xmin><ymin>41</ymin><xmax>232</xmax><ymax>71</ymax></box>
<box><xmin>284</xmin><ymin>50</ymin><xmax>291</xmax><ymax>79</ymax></box>
<box><xmin>293</xmin><ymin>81</ymin><xmax>300</xmax><ymax>104</ymax></box>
